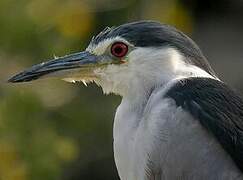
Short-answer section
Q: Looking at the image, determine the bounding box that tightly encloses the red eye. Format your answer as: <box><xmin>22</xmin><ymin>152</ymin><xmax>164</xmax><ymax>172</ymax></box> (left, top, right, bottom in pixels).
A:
<box><xmin>111</xmin><ymin>42</ymin><xmax>128</xmax><ymax>58</ymax></box>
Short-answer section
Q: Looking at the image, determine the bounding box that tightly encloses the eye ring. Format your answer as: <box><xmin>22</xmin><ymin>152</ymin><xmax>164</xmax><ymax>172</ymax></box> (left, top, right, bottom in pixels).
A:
<box><xmin>111</xmin><ymin>42</ymin><xmax>128</xmax><ymax>58</ymax></box>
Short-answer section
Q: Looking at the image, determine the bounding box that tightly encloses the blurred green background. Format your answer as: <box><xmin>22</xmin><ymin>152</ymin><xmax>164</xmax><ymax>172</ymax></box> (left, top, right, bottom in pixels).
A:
<box><xmin>0</xmin><ymin>0</ymin><xmax>243</xmax><ymax>179</ymax></box>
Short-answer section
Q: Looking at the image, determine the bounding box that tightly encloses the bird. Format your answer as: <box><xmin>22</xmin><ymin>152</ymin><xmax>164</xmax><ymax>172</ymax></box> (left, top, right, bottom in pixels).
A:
<box><xmin>8</xmin><ymin>20</ymin><xmax>243</xmax><ymax>180</ymax></box>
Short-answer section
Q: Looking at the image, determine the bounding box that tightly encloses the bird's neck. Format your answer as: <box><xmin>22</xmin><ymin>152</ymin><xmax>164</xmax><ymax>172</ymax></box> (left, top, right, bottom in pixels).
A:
<box><xmin>120</xmin><ymin>77</ymin><xmax>178</xmax><ymax>120</ymax></box>
<box><xmin>113</xmin><ymin>49</ymin><xmax>218</xmax><ymax>179</ymax></box>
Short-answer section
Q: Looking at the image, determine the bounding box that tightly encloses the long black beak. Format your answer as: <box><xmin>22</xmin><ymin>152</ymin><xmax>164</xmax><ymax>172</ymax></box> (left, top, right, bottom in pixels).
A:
<box><xmin>8</xmin><ymin>51</ymin><xmax>100</xmax><ymax>83</ymax></box>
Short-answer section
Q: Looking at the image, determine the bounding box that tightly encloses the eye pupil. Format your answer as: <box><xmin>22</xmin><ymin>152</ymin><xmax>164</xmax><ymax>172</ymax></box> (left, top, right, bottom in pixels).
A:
<box><xmin>111</xmin><ymin>42</ymin><xmax>128</xmax><ymax>58</ymax></box>
<box><xmin>114</xmin><ymin>46</ymin><xmax>123</xmax><ymax>54</ymax></box>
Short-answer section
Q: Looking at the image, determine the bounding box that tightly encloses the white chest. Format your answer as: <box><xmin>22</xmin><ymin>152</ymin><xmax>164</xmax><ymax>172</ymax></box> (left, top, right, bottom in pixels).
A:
<box><xmin>113</xmin><ymin>95</ymin><xmax>170</xmax><ymax>180</ymax></box>
<box><xmin>113</xmin><ymin>100</ymin><xmax>145</xmax><ymax>180</ymax></box>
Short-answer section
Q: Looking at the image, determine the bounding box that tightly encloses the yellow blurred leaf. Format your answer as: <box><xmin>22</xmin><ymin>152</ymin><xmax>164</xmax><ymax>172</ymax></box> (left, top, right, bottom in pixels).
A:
<box><xmin>0</xmin><ymin>141</ymin><xmax>28</xmax><ymax>180</ymax></box>
<box><xmin>143</xmin><ymin>0</ymin><xmax>193</xmax><ymax>34</ymax></box>
<box><xmin>55</xmin><ymin>137</ymin><xmax>79</xmax><ymax>162</ymax></box>
<box><xmin>55</xmin><ymin>2</ymin><xmax>93</xmax><ymax>38</ymax></box>
<box><xmin>27</xmin><ymin>0</ymin><xmax>94</xmax><ymax>38</ymax></box>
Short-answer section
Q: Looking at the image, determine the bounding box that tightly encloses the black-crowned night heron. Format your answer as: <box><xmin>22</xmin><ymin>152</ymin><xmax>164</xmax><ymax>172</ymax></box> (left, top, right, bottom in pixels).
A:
<box><xmin>9</xmin><ymin>21</ymin><xmax>243</xmax><ymax>180</ymax></box>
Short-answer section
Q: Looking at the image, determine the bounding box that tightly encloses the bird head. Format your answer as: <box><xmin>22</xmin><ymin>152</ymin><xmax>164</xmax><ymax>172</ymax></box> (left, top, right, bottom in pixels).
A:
<box><xmin>8</xmin><ymin>21</ymin><xmax>216</xmax><ymax>96</ymax></box>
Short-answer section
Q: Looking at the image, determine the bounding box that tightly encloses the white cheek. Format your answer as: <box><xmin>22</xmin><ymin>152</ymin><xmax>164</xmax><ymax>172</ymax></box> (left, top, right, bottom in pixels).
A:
<box><xmin>128</xmin><ymin>47</ymin><xmax>177</xmax><ymax>81</ymax></box>
<box><xmin>129</xmin><ymin>47</ymin><xmax>217</xmax><ymax>80</ymax></box>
